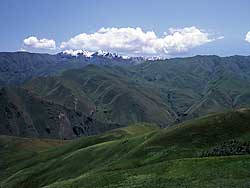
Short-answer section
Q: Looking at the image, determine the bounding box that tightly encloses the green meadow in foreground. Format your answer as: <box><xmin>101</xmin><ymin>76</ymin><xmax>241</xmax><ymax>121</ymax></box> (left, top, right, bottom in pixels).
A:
<box><xmin>1</xmin><ymin>109</ymin><xmax>250</xmax><ymax>188</ymax></box>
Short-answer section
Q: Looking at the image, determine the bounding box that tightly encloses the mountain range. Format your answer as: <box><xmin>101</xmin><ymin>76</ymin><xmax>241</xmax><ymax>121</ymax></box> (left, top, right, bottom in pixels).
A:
<box><xmin>1</xmin><ymin>52</ymin><xmax>250</xmax><ymax>139</ymax></box>
<box><xmin>0</xmin><ymin>51</ymin><xmax>146</xmax><ymax>85</ymax></box>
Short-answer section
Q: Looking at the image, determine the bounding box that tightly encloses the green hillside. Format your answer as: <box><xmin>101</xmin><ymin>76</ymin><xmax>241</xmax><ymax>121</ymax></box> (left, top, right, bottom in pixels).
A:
<box><xmin>25</xmin><ymin>65</ymin><xmax>176</xmax><ymax>127</ymax></box>
<box><xmin>129</xmin><ymin>56</ymin><xmax>250</xmax><ymax>121</ymax></box>
<box><xmin>2</xmin><ymin>55</ymin><xmax>250</xmax><ymax>139</ymax></box>
<box><xmin>23</xmin><ymin>55</ymin><xmax>250</xmax><ymax>130</ymax></box>
<box><xmin>1</xmin><ymin>109</ymin><xmax>250</xmax><ymax>188</ymax></box>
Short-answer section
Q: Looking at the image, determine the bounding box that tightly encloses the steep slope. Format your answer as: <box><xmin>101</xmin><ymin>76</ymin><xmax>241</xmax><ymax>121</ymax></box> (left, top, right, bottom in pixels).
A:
<box><xmin>0</xmin><ymin>52</ymin><xmax>250</xmax><ymax>125</ymax></box>
<box><xmin>131</xmin><ymin>55</ymin><xmax>250</xmax><ymax>121</ymax></box>
<box><xmin>184</xmin><ymin>73</ymin><xmax>250</xmax><ymax>118</ymax></box>
<box><xmin>3</xmin><ymin>53</ymin><xmax>250</xmax><ymax>137</ymax></box>
<box><xmin>24</xmin><ymin>76</ymin><xmax>95</xmax><ymax>114</ymax></box>
<box><xmin>0</xmin><ymin>87</ymin><xmax>123</xmax><ymax>139</ymax></box>
<box><xmin>25</xmin><ymin>65</ymin><xmax>177</xmax><ymax>127</ymax></box>
<box><xmin>23</xmin><ymin>54</ymin><xmax>250</xmax><ymax>128</ymax></box>
<box><xmin>2</xmin><ymin>109</ymin><xmax>250</xmax><ymax>188</ymax></box>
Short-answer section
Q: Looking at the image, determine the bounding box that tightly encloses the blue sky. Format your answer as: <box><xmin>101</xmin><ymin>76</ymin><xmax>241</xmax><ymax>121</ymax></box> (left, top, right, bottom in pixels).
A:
<box><xmin>1</xmin><ymin>0</ymin><xmax>250</xmax><ymax>57</ymax></box>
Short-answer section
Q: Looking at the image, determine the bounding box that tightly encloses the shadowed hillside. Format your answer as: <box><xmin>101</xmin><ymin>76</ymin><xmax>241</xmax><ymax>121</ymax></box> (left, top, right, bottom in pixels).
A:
<box><xmin>0</xmin><ymin>87</ymin><xmax>123</xmax><ymax>139</ymax></box>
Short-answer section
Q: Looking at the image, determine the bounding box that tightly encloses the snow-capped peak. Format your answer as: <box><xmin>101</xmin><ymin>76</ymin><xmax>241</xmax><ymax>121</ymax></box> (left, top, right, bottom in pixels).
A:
<box><xmin>96</xmin><ymin>50</ymin><xmax>119</xmax><ymax>58</ymax></box>
<box><xmin>62</xmin><ymin>49</ymin><xmax>166</xmax><ymax>61</ymax></box>
<box><xmin>121</xmin><ymin>55</ymin><xmax>130</xmax><ymax>59</ymax></box>
<box><xmin>146</xmin><ymin>56</ymin><xmax>165</xmax><ymax>61</ymax></box>
<box><xmin>82</xmin><ymin>50</ymin><xmax>95</xmax><ymax>58</ymax></box>
<box><xmin>63</xmin><ymin>49</ymin><xmax>94</xmax><ymax>57</ymax></box>
<box><xmin>96</xmin><ymin>50</ymin><xmax>109</xmax><ymax>56</ymax></box>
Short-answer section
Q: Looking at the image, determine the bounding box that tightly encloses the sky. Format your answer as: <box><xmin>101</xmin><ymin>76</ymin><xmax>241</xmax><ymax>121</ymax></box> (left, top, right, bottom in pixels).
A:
<box><xmin>1</xmin><ymin>0</ymin><xmax>250</xmax><ymax>57</ymax></box>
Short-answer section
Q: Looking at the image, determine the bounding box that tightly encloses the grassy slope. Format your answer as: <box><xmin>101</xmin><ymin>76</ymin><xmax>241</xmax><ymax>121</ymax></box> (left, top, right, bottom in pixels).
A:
<box><xmin>131</xmin><ymin>56</ymin><xmax>250</xmax><ymax>121</ymax></box>
<box><xmin>24</xmin><ymin>76</ymin><xmax>95</xmax><ymax>115</ymax></box>
<box><xmin>2</xmin><ymin>109</ymin><xmax>250</xmax><ymax>187</ymax></box>
<box><xmin>0</xmin><ymin>136</ymin><xmax>67</xmax><ymax>184</ymax></box>
<box><xmin>23</xmin><ymin>56</ymin><xmax>250</xmax><ymax>128</ymax></box>
<box><xmin>25</xmin><ymin>65</ymin><xmax>176</xmax><ymax>126</ymax></box>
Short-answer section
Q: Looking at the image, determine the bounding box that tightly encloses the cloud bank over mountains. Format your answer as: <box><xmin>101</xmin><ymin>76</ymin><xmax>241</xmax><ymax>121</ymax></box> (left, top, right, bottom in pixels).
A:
<box><xmin>22</xmin><ymin>26</ymin><xmax>223</xmax><ymax>56</ymax></box>
<box><xmin>60</xmin><ymin>27</ymin><xmax>217</xmax><ymax>56</ymax></box>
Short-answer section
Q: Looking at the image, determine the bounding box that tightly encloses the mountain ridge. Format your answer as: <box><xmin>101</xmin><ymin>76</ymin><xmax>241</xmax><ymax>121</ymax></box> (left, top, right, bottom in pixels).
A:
<box><xmin>2</xmin><ymin>52</ymin><xmax>250</xmax><ymax>138</ymax></box>
<box><xmin>1</xmin><ymin>51</ymin><xmax>250</xmax><ymax>86</ymax></box>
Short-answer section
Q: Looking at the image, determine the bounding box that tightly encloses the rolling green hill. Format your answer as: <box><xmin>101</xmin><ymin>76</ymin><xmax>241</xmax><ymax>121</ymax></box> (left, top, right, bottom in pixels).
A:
<box><xmin>1</xmin><ymin>109</ymin><xmax>250</xmax><ymax>188</ymax></box>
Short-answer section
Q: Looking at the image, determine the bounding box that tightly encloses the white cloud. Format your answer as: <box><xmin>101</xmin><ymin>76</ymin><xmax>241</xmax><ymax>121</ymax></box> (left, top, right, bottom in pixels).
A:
<box><xmin>245</xmin><ymin>31</ymin><xmax>250</xmax><ymax>43</ymax></box>
<box><xmin>217</xmin><ymin>36</ymin><xmax>225</xmax><ymax>40</ymax></box>
<box><xmin>18</xmin><ymin>48</ymin><xmax>27</xmax><ymax>52</ymax></box>
<box><xmin>23</xmin><ymin>36</ymin><xmax>56</xmax><ymax>50</ymax></box>
<box><xmin>60</xmin><ymin>26</ymin><xmax>220</xmax><ymax>56</ymax></box>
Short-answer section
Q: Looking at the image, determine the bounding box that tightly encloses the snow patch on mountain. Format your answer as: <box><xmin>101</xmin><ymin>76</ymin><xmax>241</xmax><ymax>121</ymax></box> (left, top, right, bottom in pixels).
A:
<box><xmin>62</xmin><ymin>49</ymin><xmax>165</xmax><ymax>61</ymax></box>
<box><xmin>63</xmin><ymin>49</ymin><xmax>94</xmax><ymax>57</ymax></box>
